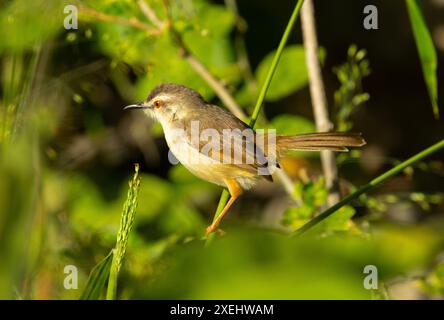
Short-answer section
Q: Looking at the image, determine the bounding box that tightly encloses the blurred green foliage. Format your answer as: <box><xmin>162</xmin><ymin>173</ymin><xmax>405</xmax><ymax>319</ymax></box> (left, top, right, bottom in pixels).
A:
<box><xmin>137</xmin><ymin>228</ymin><xmax>444</xmax><ymax>299</ymax></box>
<box><xmin>333</xmin><ymin>45</ymin><xmax>370</xmax><ymax>132</ymax></box>
<box><xmin>421</xmin><ymin>261</ymin><xmax>444</xmax><ymax>297</ymax></box>
<box><xmin>0</xmin><ymin>0</ymin><xmax>65</xmax><ymax>52</ymax></box>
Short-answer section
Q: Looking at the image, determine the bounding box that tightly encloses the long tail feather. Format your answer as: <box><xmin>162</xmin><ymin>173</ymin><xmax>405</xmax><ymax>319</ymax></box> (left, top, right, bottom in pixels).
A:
<box><xmin>277</xmin><ymin>132</ymin><xmax>366</xmax><ymax>153</ymax></box>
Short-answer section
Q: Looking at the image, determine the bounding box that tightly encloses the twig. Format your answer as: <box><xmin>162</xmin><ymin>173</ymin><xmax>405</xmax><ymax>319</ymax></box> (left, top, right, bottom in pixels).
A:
<box><xmin>301</xmin><ymin>0</ymin><xmax>340</xmax><ymax>206</ymax></box>
<box><xmin>106</xmin><ymin>164</ymin><xmax>140</xmax><ymax>300</ymax></box>
<box><xmin>225</xmin><ymin>0</ymin><xmax>256</xmax><ymax>87</ymax></box>
<box><xmin>295</xmin><ymin>139</ymin><xmax>444</xmax><ymax>236</ymax></box>
<box><xmin>139</xmin><ymin>0</ymin><xmax>248</xmax><ymax>121</ymax></box>
<box><xmin>79</xmin><ymin>5</ymin><xmax>161</xmax><ymax>37</ymax></box>
<box><xmin>137</xmin><ymin>0</ymin><xmax>164</xmax><ymax>29</ymax></box>
<box><xmin>185</xmin><ymin>55</ymin><xmax>247</xmax><ymax>121</ymax></box>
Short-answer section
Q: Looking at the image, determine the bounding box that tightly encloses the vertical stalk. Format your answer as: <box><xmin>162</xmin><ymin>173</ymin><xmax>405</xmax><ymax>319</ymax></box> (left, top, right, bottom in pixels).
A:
<box><xmin>207</xmin><ymin>0</ymin><xmax>305</xmax><ymax>241</ymax></box>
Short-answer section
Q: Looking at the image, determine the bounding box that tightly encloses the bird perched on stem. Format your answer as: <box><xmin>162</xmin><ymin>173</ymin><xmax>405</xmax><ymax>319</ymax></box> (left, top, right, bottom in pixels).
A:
<box><xmin>125</xmin><ymin>83</ymin><xmax>365</xmax><ymax>236</ymax></box>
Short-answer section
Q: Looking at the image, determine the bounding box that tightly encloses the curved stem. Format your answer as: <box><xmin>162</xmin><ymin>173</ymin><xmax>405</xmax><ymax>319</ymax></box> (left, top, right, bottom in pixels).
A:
<box><xmin>295</xmin><ymin>139</ymin><xmax>444</xmax><ymax>236</ymax></box>
<box><xmin>301</xmin><ymin>0</ymin><xmax>340</xmax><ymax>206</ymax></box>
<box><xmin>249</xmin><ymin>0</ymin><xmax>305</xmax><ymax>128</ymax></box>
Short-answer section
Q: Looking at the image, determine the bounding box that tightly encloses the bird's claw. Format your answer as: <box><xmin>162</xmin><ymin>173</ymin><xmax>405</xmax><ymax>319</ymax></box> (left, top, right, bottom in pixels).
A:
<box><xmin>205</xmin><ymin>225</ymin><xmax>226</xmax><ymax>237</ymax></box>
<box><xmin>205</xmin><ymin>225</ymin><xmax>216</xmax><ymax>237</ymax></box>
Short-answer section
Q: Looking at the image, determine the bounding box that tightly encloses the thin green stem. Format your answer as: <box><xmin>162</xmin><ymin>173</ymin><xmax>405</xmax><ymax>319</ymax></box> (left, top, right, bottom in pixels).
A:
<box><xmin>249</xmin><ymin>0</ymin><xmax>305</xmax><ymax>128</ymax></box>
<box><xmin>295</xmin><ymin>139</ymin><xmax>444</xmax><ymax>236</ymax></box>
<box><xmin>206</xmin><ymin>0</ymin><xmax>305</xmax><ymax>241</ymax></box>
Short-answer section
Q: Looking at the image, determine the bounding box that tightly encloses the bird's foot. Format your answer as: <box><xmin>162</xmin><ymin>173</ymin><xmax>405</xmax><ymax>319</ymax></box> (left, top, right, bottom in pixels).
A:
<box><xmin>205</xmin><ymin>223</ymin><xmax>227</xmax><ymax>237</ymax></box>
<box><xmin>205</xmin><ymin>224</ymin><xmax>217</xmax><ymax>237</ymax></box>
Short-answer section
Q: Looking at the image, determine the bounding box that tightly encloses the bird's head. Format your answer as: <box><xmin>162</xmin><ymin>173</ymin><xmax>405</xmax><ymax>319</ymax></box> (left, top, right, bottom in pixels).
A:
<box><xmin>124</xmin><ymin>83</ymin><xmax>205</xmax><ymax>125</ymax></box>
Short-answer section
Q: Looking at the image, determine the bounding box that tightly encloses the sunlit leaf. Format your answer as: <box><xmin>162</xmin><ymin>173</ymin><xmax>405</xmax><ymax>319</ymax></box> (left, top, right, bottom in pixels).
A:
<box><xmin>80</xmin><ymin>250</ymin><xmax>113</xmax><ymax>300</ymax></box>
<box><xmin>406</xmin><ymin>0</ymin><xmax>439</xmax><ymax>118</ymax></box>
<box><xmin>256</xmin><ymin>45</ymin><xmax>308</xmax><ymax>101</ymax></box>
<box><xmin>320</xmin><ymin>205</ymin><xmax>355</xmax><ymax>232</ymax></box>
<box><xmin>270</xmin><ymin>114</ymin><xmax>315</xmax><ymax>135</ymax></box>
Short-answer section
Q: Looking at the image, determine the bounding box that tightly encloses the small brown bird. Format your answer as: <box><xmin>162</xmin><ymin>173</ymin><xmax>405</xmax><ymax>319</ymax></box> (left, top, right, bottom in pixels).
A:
<box><xmin>125</xmin><ymin>83</ymin><xmax>365</xmax><ymax>235</ymax></box>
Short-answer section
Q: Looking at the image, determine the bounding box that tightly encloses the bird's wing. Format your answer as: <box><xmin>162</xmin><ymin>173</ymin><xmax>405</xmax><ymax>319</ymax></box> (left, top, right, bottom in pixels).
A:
<box><xmin>184</xmin><ymin>104</ymin><xmax>273</xmax><ymax>181</ymax></box>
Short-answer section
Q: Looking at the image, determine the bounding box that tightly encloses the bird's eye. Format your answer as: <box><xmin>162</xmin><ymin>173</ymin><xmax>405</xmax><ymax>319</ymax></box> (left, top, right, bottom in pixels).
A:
<box><xmin>154</xmin><ymin>100</ymin><xmax>162</xmax><ymax>108</ymax></box>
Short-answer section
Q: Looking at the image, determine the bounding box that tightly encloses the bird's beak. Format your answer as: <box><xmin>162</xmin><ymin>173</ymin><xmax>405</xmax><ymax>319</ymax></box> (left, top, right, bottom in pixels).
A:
<box><xmin>123</xmin><ymin>102</ymin><xmax>146</xmax><ymax>110</ymax></box>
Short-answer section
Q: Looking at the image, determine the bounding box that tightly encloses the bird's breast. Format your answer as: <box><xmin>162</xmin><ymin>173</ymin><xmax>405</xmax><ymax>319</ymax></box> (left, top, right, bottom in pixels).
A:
<box><xmin>162</xmin><ymin>126</ymin><xmax>258</xmax><ymax>189</ymax></box>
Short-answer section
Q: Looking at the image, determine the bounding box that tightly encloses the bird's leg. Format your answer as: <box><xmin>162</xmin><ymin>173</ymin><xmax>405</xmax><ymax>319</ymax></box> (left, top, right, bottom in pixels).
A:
<box><xmin>205</xmin><ymin>178</ymin><xmax>242</xmax><ymax>236</ymax></box>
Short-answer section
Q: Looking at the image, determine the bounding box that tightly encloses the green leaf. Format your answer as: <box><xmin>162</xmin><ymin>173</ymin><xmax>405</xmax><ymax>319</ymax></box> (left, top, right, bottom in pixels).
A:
<box><xmin>421</xmin><ymin>262</ymin><xmax>444</xmax><ymax>296</ymax></box>
<box><xmin>95</xmin><ymin>18</ymin><xmax>155</xmax><ymax>67</ymax></box>
<box><xmin>195</xmin><ymin>4</ymin><xmax>235</xmax><ymax>36</ymax></box>
<box><xmin>282</xmin><ymin>178</ymin><xmax>329</xmax><ymax>231</ymax></box>
<box><xmin>91</xmin><ymin>0</ymin><xmax>238</xmax><ymax>102</ymax></box>
<box><xmin>80</xmin><ymin>250</ymin><xmax>114</xmax><ymax>300</ymax></box>
<box><xmin>281</xmin><ymin>207</ymin><xmax>310</xmax><ymax>229</ymax></box>
<box><xmin>255</xmin><ymin>45</ymin><xmax>308</xmax><ymax>101</ymax></box>
<box><xmin>406</xmin><ymin>0</ymin><xmax>439</xmax><ymax>118</ymax></box>
<box><xmin>270</xmin><ymin>114</ymin><xmax>315</xmax><ymax>135</ymax></box>
<box><xmin>321</xmin><ymin>205</ymin><xmax>356</xmax><ymax>232</ymax></box>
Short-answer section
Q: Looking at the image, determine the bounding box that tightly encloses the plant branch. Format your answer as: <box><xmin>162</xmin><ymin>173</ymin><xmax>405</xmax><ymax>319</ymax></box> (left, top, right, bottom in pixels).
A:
<box><xmin>185</xmin><ymin>54</ymin><xmax>247</xmax><ymax>121</ymax></box>
<box><xmin>295</xmin><ymin>139</ymin><xmax>444</xmax><ymax>236</ymax></box>
<box><xmin>138</xmin><ymin>0</ymin><xmax>248</xmax><ymax>121</ymax></box>
<box><xmin>301</xmin><ymin>0</ymin><xmax>340</xmax><ymax>206</ymax></box>
<box><xmin>79</xmin><ymin>5</ymin><xmax>161</xmax><ymax>37</ymax></box>
<box><xmin>137</xmin><ymin>0</ymin><xmax>164</xmax><ymax>29</ymax></box>
<box><xmin>249</xmin><ymin>0</ymin><xmax>305</xmax><ymax>128</ymax></box>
